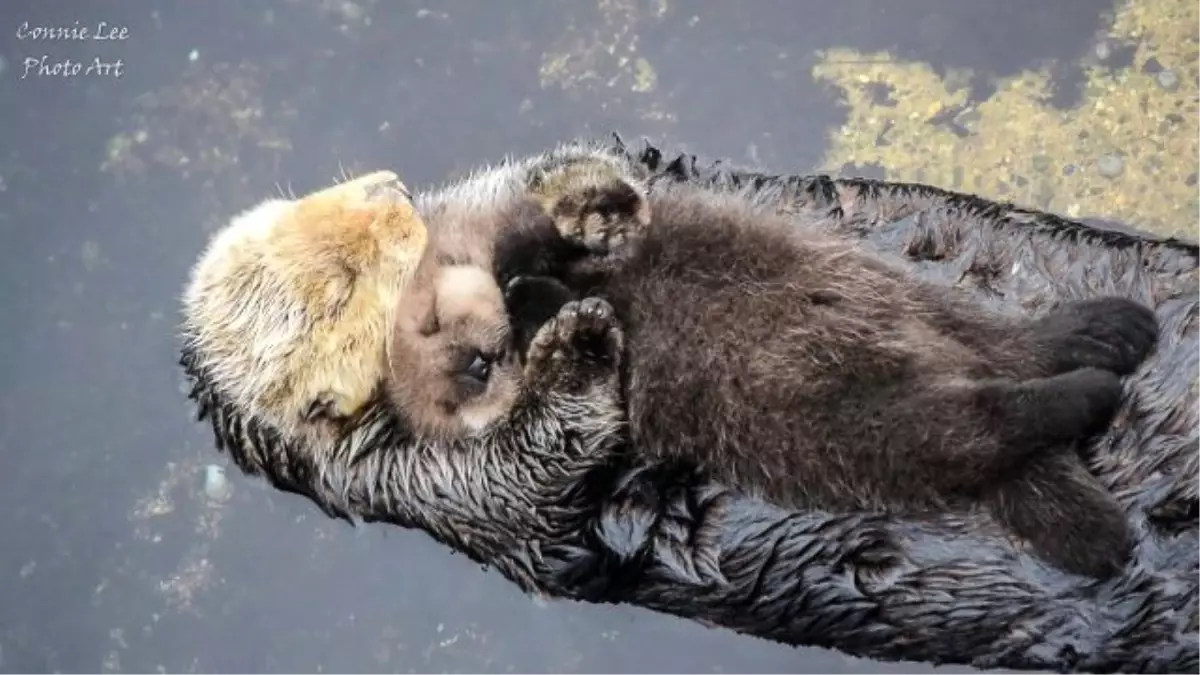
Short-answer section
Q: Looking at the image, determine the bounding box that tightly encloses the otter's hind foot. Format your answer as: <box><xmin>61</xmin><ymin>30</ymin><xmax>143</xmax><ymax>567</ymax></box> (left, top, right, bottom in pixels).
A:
<box><xmin>1033</xmin><ymin>297</ymin><xmax>1159</xmax><ymax>376</ymax></box>
<box><xmin>528</xmin><ymin>159</ymin><xmax>650</xmax><ymax>255</ymax></box>
<box><xmin>990</xmin><ymin>455</ymin><xmax>1132</xmax><ymax>580</ymax></box>
<box><xmin>524</xmin><ymin>298</ymin><xmax>624</xmax><ymax>395</ymax></box>
<box><xmin>979</xmin><ymin>367</ymin><xmax>1125</xmax><ymax>446</ymax></box>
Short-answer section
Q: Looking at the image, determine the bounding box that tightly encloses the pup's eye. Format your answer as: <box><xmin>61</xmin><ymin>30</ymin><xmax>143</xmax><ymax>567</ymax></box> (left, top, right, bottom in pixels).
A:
<box><xmin>464</xmin><ymin>351</ymin><xmax>492</xmax><ymax>383</ymax></box>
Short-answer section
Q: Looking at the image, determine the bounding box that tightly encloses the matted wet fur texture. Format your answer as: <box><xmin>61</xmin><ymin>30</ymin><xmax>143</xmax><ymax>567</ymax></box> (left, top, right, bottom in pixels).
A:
<box><xmin>178</xmin><ymin>136</ymin><xmax>1199</xmax><ymax>673</ymax></box>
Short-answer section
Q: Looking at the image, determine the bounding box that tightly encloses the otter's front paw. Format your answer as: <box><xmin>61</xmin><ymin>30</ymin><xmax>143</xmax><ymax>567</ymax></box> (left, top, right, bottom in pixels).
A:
<box><xmin>1034</xmin><ymin>297</ymin><xmax>1159</xmax><ymax>376</ymax></box>
<box><xmin>524</xmin><ymin>298</ymin><xmax>624</xmax><ymax>395</ymax></box>
<box><xmin>529</xmin><ymin>162</ymin><xmax>650</xmax><ymax>255</ymax></box>
<box><xmin>303</xmin><ymin>391</ymin><xmax>355</xmax><ymax>423</ymax></box>
<box><xmin>504</xmin><ymin>276</ymin><xmax>577</xmax><ymax>360</ymax></box>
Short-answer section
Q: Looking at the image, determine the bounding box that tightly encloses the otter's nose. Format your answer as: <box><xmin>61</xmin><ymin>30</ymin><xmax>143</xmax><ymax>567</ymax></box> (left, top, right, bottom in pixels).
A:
<box><xmin>360</xmin><ymin>173</ymin><xmax>412</xmax><ymax>203</ymax></box>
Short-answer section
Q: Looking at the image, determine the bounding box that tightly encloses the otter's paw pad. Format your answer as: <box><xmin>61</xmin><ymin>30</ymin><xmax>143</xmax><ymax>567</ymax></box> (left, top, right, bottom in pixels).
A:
<box><xmin>1037</xmin><ymin>297</ymin><xmax>1160</xmax><ymax>376</ymax></box>
<box><xmin>526</xmin><ymin>298</ymin><xmax>624</xmax><ymax>392</ymax></box>
<box><xmin>530</xmin><ymin>162</ymin><xmax>649</xmax><ymax>255</ymax></box>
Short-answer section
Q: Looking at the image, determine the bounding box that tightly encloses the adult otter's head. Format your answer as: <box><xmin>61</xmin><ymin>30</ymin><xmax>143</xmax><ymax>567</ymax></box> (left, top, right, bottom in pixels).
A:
<box><xmin>180</xmin><ymin>171</ymin><xmax>428</xmax><ymax>449</ymax></box>
<box><xmin>386</xmin><ymin>263</ymin><xmax>526</xmax><ymax>439</ymax></box>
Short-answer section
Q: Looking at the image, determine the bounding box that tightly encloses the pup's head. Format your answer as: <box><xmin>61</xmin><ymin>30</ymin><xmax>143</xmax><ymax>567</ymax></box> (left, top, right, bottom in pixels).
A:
<box><xmin>386</xmin><ymin>264</ymin><xmax>525</xmax><ymax>439</ymax></box>
<box><xmin>180</xmin><ymin>170</ymin><xmax>428</xmax><ymax>446</ymax></box>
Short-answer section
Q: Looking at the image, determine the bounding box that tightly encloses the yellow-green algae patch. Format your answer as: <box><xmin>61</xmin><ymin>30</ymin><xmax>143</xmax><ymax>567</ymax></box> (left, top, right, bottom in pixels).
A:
<box><xmin>539</xmin><ymin>0</ymin><xmax>668</xmax><ymax>108</ymax></box>
<box><xmin>813</xmin><ymin>0</ymin><xmax>1198</xmax><ymax>238</ymax></box>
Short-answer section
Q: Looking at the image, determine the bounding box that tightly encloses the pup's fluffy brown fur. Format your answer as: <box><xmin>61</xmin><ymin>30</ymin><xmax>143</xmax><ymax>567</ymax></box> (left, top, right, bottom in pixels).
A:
<box><xmin>486</xmin><ymin>171</ymin><xmax>1160</xmax><ymax>581</ymax></box>
<box><xmin>181</xmin><ymin>171</ymin><xmax>427</xmax><ymax>446</ymax></box>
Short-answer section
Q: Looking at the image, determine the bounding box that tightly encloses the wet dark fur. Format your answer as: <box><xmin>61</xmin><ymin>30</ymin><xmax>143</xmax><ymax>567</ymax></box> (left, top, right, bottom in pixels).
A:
<box><xmin>179</xmin><ymin>137</ymin><xmax>1199</xmax><ymax>673</ymax></box>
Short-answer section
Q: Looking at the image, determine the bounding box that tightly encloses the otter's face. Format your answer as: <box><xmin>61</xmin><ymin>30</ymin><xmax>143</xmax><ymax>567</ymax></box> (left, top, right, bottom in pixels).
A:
<box><xmin>387</xmin><ymin>264</ymin><xmax>522</xmax><ymax>439</ymax></box>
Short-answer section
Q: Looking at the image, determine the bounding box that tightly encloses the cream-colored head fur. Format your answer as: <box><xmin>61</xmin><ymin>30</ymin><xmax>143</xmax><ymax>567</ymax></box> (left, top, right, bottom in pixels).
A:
<box><xmin>181</xmin><ymin>171</ymin><xmax>428</xmax><ymax>445</ymax></box>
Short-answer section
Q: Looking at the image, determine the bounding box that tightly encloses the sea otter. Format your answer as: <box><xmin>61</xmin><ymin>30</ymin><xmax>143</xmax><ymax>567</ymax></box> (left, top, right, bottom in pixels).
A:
<box><xmin>179</xmin><ymin>138</ymin><xmax>1197</xmax><ymax>672</ymax></box>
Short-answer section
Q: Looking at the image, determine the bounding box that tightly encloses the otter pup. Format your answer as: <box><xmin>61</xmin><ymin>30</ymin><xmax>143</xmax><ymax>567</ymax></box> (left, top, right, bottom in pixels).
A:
<box><xmin>384</xmin><ymin>153</ymin><xmax>642</xmax><ymax>439</ymax></box>
<box><xmin>385</xmin><ymin>227</ymin><xmax>583</xmax><ymax>439</ymax></box>
<box><xmin>479</xmin><ymin>175</ymin><xmax>1160</xmax><ymax>581</ymax></box>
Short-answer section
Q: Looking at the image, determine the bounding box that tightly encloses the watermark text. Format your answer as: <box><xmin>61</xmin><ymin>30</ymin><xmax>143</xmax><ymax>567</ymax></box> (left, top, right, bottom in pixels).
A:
<box><xmin>15</xmin><ymin>20</ymin><xmax>130</xmax><ymax>42</ymax></box>
<box><xmin>13</xmin><ymin>20</ymin><xmax>130</xmax><ymax>79</ymax></box>
<box><xmin>21</xmin><ymin>55</ymin><xmax>124</xmax><ymax>79</ymax></box>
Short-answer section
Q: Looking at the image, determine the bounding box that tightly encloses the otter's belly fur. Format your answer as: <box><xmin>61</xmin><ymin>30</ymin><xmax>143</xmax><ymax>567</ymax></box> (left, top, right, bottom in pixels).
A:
<box><xmin>498</xmin><ymin>181</ymin><xmax>1161</xmax><ymax>580</ymax></box>
<box><xmin>594</xmin><ymin>212</ymin><xmax>1003</xmax><ymax>511</ymax></box>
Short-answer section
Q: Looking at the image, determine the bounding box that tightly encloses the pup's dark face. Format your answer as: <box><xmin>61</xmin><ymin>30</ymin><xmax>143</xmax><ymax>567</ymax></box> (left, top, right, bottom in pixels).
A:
<box><xmin>387</xmin><ymin>264</ymin><xmax>523</xmax><ymax>438</ymax></box>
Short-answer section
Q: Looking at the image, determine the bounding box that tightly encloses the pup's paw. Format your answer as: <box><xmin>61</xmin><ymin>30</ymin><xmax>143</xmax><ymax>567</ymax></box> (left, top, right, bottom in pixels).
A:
<box><xmin>1049</xmin><ymin>513</ymin><xmax>1132</xmax><ymax>581</ymax></box>
<box><xmin>528</xmin><ymin>159</ymin><xmax>649</xmax><ymax>255</ymax></box>
<box><xmin>504</xmin><ymin>275</ymin><xmax>577</xmax><ymax>360</ymax></box>
<box><xmin>525</xmin><ymin>297</ymin><xmax>624</xmax><ymax>395</ymax></box>
<box><xmin>1035</xmin><ymin>297</ymin><xmax>1160</xmax><ymax>376</ymax></box>
<box><xmin>1037</xmin><ymin>477</ymin><xmax>1134</xmax><ymax>581</ymax></box>
<box><xmin>1053</xmin><ymin>367</ymin><xmax>1126</xmax><ymax>438</ymax></box>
